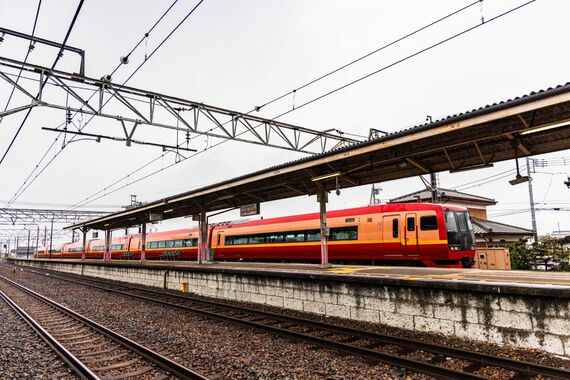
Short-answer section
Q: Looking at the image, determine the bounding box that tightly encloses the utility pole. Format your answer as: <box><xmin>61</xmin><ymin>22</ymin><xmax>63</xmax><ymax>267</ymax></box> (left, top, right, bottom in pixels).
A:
<box><xmin>430</xmin><ymin>173</ymin><xmax>438</xmax><ymax>203</ymax></box>
<box><xmin>369</xmin><ymin>183</ymin><xmax>382</xmax><ymax>205</ymax></box>
<box><xmin>526</xmin><ymin>157</ymin><xmax>538</xmax><ymax>242</ymax></box>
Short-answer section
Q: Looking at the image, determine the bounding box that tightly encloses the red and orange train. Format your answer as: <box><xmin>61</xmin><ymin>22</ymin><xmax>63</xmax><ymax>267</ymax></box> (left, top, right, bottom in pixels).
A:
<box><xmin>35</xmin><ymin>203</ymin><xmax>476</xmax><ymax>268</ymax></box>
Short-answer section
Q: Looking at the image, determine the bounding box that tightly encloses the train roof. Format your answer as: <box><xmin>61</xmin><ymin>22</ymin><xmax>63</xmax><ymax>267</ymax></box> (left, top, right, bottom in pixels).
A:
<box><xmin>219</xmin><ymin>203</ymin><xmax>465</xmax><ymax>229</ymax></box>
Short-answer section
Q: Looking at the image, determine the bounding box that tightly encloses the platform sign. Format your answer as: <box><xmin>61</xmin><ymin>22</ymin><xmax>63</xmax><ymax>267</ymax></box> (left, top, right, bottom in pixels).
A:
<box><xmin>240</xmin><ymin>203</ymin><xmax>260</xmax><ymax>217</ymax></box>
<box><xmin>149</xmin><ymin>212</ymin><xmax>163</xmax><ymax>222</ymax></box>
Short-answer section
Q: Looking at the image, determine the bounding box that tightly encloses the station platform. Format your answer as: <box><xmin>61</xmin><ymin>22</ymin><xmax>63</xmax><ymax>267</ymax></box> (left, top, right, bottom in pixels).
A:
<box><xmin>23</xmin><ymin>259</ymin><xmax>570</xmax><ymax>297</ymax></box>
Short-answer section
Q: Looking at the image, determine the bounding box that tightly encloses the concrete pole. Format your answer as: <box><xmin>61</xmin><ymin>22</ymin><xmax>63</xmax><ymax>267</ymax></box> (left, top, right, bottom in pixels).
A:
<box><xmin>141</xmin><ymin>223</ymin><xmax>147</xmax><ymax>261</ymax></box>
<box><xmin>526</xmin><ymin>157</ymin><xmax>538</xmax><ymax>242</ymax></box>
<box><xmin>317</xmin><ymin>187</ymin><xmax>330</xmax><ymax>268</ymax></box>
<box><xmin>430</xmin><ymin>173</ymin><xmax>438</xmax><ymax>203</ymax></box>
<box><xmin>15</xmin><ymin>236</ymin><xmax>19</xmax><ymax>257</ymax></box>
<box><xmin>81</xmin><ymin>228</ymin><xmax>87</xmax><ymax>260</ymax></box>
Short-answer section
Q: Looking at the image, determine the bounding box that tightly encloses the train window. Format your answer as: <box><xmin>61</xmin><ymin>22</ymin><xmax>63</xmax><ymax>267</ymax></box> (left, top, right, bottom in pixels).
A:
<box><xmin>407</xmin><ymin>217</ymin><xmax>415</xmax><ymax>231</ymax></box>
<box><xmin>392</xmin><ymin>219</ymin><xmax>399</xmax><ymax>238</ymax></box>
<box><xmin>249</xmin><ymin>235</ymin><xmax>266</xmax><ymax>244</ymax></box>
<box><xmin>457</xmin><ymin>212</ymin><xmax>469</xmax><ymax>232</ymax></box>
<box><xmin>226</xmin><ymin>236</ymin><xmax>249</xmax><ymax>245</ymax></box>
<box><xmin>345</xmin><ymin>218</ymin><xmax>355</xmax><ymax>223</ymax></box>
<box><xmin>420</xmin><ymin>216</ymin><xmax>438</xmax><ymax>230</ymax></box>
<box><xmin>174</xmin><ymin>240</ymin><xmax>184</xmax><ymax>247</ymax></box>
<box><xmin>183</xmin><ymin>239</ymin><xmax>193</xmax><ymax>247</ymax></box>
<box><xmin>266</xmin><ymin>233</ymin><xmax>284</xmax><ymax>243</ymax></box>
<box><xmin>445</xmin><ymin>211</ymin><xmax>458</xmax><ymax>232</ymax></box>
<box><xmin>330</xmin><ymin>227</ymin><xmax>358</xmax><ymax>241</ymax></box>
<box><xmin>285</xmin><ymin>232</ymin><xmax>305</xmax><ymax>242</ymax></box>
<box><xmin>93</xmin><ymin>245</ymin><xmax>105</xmax><ymax>251</ymax></box>
<box><xmin>306</xmin><ymin>230</ymin><xmax>320</xmax><ymax>242</ymax></box>
<box><xmin>148</xmin><ymin>242</ymin><xmax>157</xmax><ymax>249</ymax></box>
<box><xmin>165</xmin><ymin>240</ymin><xmax>175</xmax><ymax>248</ymax></box>
<box><xmin>158</xmin><ymin>241</ymin><xmax>166</xmax><ymax>248</ymax></box>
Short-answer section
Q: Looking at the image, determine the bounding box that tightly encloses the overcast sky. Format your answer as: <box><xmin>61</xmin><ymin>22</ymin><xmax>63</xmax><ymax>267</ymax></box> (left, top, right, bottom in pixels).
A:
<box><xmin>0</xmin><ymin>0</ymin><xmax>569</xmax><ymax>245</ymax></box>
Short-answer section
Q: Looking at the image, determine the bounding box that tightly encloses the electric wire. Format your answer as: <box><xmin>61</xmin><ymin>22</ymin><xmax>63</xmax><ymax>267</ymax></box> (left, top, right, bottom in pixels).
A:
<box><xmin>0</xmin><ymin>0</ymin><xmax>85</xmax><ymax>166</ymax></box>
<box><xmin>251</xmin><ymin>0</ymin><xmax>481</xmax><ymax>113</ymax></box>
<box><xmin>4</xmin><ymin>0</ymin><xmax>196</xmax><ymax>208</ymax></box>
<box><xmin>4</xmin><ymin>0</ymin><xmax>180</xmax><ymax>207</ymax></box>
<box><xmin>69</xmin><ymin>0</ymin><xmax>537</xmax><ymax>210</ymax></box>
<box><xmin>16</xmin><ymin>0</ymin><xmax>485</xmax><ymax>210</ymax></box>
<box><xmin>0</xmin><ymin>0</ymin><xmax>42</xmax><ymax>126</ymax></box>
<box><xmin>453</xmin><ymin>167</ymin><xmax>519</xmax><ymax>190</ymax></box>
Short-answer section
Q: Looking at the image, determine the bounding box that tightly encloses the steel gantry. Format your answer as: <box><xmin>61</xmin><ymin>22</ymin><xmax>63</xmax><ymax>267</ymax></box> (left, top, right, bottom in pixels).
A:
<box><xmin>0</xmin><ymin>208</ymin><xmax>110</xmax><ymax>226</ymax></box>
<box><xmin>0</xmin><ymin>56</ymin><xmax>358</xmax><ymax>154</ymax></box>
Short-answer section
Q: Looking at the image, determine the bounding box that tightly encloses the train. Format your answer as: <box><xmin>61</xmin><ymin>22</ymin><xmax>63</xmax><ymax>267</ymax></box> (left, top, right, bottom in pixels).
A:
<box><xmin>35</xmin><ymin>203</ymin><xmax>477</xmax><ymax>268</ymax></box>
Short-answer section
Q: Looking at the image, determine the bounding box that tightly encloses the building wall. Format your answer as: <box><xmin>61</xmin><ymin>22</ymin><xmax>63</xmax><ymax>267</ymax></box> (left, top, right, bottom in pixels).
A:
<box><xmin>467</xmin><ymin>207</ymin><xmax>488</xmax><ymax>219</ymax></box>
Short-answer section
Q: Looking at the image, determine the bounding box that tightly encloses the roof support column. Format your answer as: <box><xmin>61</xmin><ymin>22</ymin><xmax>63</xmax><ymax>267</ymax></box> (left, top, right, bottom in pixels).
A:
<box><xmin>317</xmin><ymin>186</ymin><xmax>331</xmax><ymax>268</ymax></box>
<box><xmin>104</xmin><ymin>229</ymin><xmax>111</xmax><ymax>261</ymax></box>
<box><xmin>197</xmin><ymin>211</ymin><xmax>208</xmax><ymax>264</ymax></box>
<box><xmin>140</xmin><ymin>223</ymin><xmax>147</xmax><ymax>261</ymax></box>
<box><xmin>81</xmin><ymin>227</ymin><xmax>87</xmax><ymax>260</ymax></box>
<box><xmin>49</xmin><ymin>218</ymin><xmax>53</xmax><ymax>259</ymax></box>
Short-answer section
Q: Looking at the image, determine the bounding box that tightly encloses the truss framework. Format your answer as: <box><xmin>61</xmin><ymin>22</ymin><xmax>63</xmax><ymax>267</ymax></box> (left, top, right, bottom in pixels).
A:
<box><xmin>0</xmin><ymin>208</ymin><xmax>110</xmax><ymax>225</ymax></box>
<box><xmin>0</xmin><ymin>56</ymin><xmax>359</xmax><ymax>154</ymax></box>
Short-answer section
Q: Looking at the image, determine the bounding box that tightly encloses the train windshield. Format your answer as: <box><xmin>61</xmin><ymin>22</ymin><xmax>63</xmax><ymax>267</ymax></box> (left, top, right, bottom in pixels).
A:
<box><xmin>445</xmin><ymin>210</ymin><xmax>475</xmax><ymax>250</ymax></box>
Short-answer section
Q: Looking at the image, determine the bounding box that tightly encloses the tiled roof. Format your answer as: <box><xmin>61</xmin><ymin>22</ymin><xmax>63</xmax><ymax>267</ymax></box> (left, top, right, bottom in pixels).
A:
<box><xmin>471</xmin><ymin>217</ymin><xmax>533</xmax><ymax>236</ymax></box>
<box><xmin>389</xmin><ymin>188</ymin><xmax>496</xmax><ymax>205</ymax></box>
<box><xmin>219</xmin><ymin>83</ymin><xmax>570</xmax><ymax>185</ymax></box>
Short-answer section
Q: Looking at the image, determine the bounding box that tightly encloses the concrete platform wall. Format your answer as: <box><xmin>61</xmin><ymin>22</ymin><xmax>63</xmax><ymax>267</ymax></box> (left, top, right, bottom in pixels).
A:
<box><xmin>14</xmin><ymin>259</ymin><xmax>570</xmax><ymax>357</ymax></box>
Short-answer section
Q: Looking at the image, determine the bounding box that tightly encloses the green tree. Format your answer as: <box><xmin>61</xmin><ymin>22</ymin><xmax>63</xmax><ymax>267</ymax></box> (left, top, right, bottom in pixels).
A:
<box><xmin>509</xmin><ymin>239</ymin><xmax>535</xmax><ymax>270</ymax></box>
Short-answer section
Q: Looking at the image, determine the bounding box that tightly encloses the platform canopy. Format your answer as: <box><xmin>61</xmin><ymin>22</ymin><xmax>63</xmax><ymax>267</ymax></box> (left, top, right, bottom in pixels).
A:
<box><xmin>68</xmin><ymin>83</ymin><xmax>570</xmax><ymax>231</ymax></box>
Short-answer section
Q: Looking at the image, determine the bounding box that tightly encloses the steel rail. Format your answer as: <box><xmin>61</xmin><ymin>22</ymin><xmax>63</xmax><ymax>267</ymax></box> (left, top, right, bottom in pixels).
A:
<box><xmin>24</xmin><ymin>264</ymin><xmax>570</xmax><ymax>380</ymax></box>
<box><xmin>12</xmin><ymin>267</ymin><xmax>491</xmax><ymax>379</ymax></box>
<box><xmin>0</xmin><ymin>289</ymin><xmax>99</xmax><ymax>380</ymax></box>
<box><xmin>0</xmin><ymin>274</ymin><xmax>209</xmax><ymax>380</ymax></box>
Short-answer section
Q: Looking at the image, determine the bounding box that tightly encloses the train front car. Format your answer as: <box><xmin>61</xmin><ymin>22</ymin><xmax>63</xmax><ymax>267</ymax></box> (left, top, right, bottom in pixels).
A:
<box><xmin>441</xmin><ymin>206</ymin><xmax>476</xmax><ymax>268</ymax></box>
<box><xmin>212</xmin><ymin>204</ymin><xmax>476</xmax><ymax>268</ymax></box>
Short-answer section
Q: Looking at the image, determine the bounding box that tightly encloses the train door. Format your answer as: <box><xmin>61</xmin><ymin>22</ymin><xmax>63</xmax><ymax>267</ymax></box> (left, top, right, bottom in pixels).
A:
<box><xmin>404</xmin><ymin>213</ymin><xmax>419</xmax><ymax>256</ymax></box>
<box><xmin>382</xmin><ymin>215</ymin><xmax>403</xmax><ymax>256</ymax></box>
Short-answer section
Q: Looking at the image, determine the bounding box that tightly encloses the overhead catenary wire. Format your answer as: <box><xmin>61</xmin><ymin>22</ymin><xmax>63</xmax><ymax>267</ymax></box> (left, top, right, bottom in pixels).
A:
<box><xmin>0</xmin><ymin>0</ymin><xmax>85</xmax><ymax>166</ymax></box>
<box><xmin>5</xmin><ymin>0</ymin><xmax>202</xmax><ymax>208</ymax></box>
<box><xmin>68</xmin><ymin>0</ymin><xmax>537</xmax><ymax>210</ymax></box>
<box><xmin>4</xmin><ymin>0</ymin><xmax>180</xmax><ymax>207</ymax></box>
<box><xmin>0</xmin><ymin>0</ymin><xmax>42</xmax><ymax>127</ymax></box>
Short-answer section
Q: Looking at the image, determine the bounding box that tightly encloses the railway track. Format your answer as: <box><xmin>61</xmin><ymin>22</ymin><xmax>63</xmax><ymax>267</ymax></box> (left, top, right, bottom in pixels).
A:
<box><xmin>9</xmin><ymin>265</ymin><xmax>570</xmax><ymax>380</ymax></box>
<box><xmin>0</xmin><ymin>273</ymin><xmax>208</xmax><ymax>380</ymax></box>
